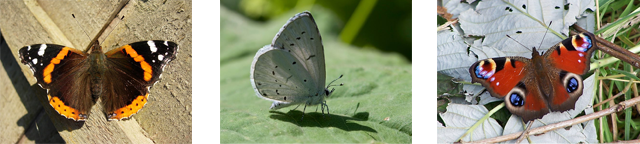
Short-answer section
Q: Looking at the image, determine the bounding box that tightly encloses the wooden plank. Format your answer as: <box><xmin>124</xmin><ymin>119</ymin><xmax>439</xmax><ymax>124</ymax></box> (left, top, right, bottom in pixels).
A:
<box><xmin>0</xmin><ymin>0</ymin><xmax>192</xmax><ymax>143</ymax></box>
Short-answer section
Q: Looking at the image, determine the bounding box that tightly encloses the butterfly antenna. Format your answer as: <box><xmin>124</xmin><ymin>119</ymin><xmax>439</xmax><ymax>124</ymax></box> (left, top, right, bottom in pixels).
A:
<box><xmin>326</xmin><ymin>74</ymin><xmax>344</xmax><ymax>94</ymax></box>
<box><xmin>537</xmin><ymin>21</ymin><xmax>553</xmax><ymax>50</ymax></box>
<box><xmin>102</xmin><ymin>15</ymin><xmax>126</xmax><ymax>43</ymax></box>
<box><xmin>327</xmin><ymin>74</ymin><xmax>344</xmax><ymax>87</ymax></box>
<box><xmin>71</xmin><ymin>14</ymin><xmax>92</xmax><ymax>42</ymax></box>
<box><xmin>506</xmin><ymin>35</ymin><xmax>530</xmax><ymax>49</ymax></box>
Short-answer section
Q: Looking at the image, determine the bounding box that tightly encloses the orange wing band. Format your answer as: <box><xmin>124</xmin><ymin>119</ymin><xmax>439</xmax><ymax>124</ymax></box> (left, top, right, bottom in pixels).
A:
<box><xmin>48</xmin><ymin>95</ymin><xmax>87</xmax><ymax>121</ymax></box>
<box><xmin>121</xmin><ymin>45</ymin><xmax>153</xmax><ymax>81</ymax></box>
<box><xmin>108</xmin><ymin>93</ymin><xmax>149</xmax><ymax>120</ymax></box>
<box><xmin>43</xmin><ymin>47</ymin><xmax>73</xmax><ymax>84</ymax></box>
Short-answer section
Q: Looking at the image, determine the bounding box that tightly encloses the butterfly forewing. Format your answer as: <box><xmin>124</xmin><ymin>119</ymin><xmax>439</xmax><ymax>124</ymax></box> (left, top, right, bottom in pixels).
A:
<box><xmin>271</xmin><ymin>12</ymin><xmax>326</xmax><ymax>91</ymax></box>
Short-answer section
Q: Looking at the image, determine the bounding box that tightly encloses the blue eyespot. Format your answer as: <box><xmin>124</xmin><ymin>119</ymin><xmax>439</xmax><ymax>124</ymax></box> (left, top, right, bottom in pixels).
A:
<box><xmin>566</xmin><ymin>77</ymin><xmax>579</xmax><ymax>93</ymax></box>
<box><xmin>510</xmin><ymin>93</ymin><xmax>524</xmax><ymax>106</ymax></box>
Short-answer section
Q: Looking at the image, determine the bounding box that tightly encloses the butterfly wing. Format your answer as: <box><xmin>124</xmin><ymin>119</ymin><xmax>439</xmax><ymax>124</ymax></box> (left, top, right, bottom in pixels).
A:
<box><xmin>19</xmin><ymin>44</ymin><xmax>93</xmax><ymax>121</ymax></box>
<box><xmin>469</xmin><ymin>57</ymin><xmax>551</xmax><ymax>122</ymax></box>
<box><xmin>250</xmin><ymin>45</ymin><xmax>323</xmax><ymax>109</ymax></box>
<box><xmin>271</xmin><ymin>11</ymin><xmax>326</xmax><ymax>91</ymax></box>
<box><xmin>251</xmin><ymin>11</ymin><xmax>327</xmax><ymax>110</ymax></box>
<box><xmin>103</xmin><ymin>40</ymin><xmax>179</xmax><ymax>120</ymax></box>
<box><xmin>542</xmin><ymin>32</ymin><xmax>596</xmax><ymax>112</ymax></box>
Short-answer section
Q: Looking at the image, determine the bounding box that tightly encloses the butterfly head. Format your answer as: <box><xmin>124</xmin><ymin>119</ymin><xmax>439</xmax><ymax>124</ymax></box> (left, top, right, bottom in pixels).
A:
<box><xmin>325</xmin><ymin>74</ymin><xmax>344</xmax><ymax>97</ymax></box>
<box><xmin>87</xmin><ymin>40</ymin><xmax>103</xmax><ymax>54</ymax></box>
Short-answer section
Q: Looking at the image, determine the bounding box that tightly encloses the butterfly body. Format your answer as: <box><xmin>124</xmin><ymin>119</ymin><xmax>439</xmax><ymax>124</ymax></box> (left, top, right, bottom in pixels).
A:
<box><xmin>19</xmin><ymin>40</ymin><xmax>179</xmax><ymax>121</ymax></box>
<box><xmin>469</xmin><ymin>33</ymin><xmax>596</xmax><ymax>122</ymax></box>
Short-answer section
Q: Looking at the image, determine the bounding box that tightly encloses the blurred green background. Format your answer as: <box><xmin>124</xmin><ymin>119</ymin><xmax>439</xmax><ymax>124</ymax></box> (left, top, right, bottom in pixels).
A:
<box><xmin>220</xmin><ymin>0</ymin><xmax>412</xmax><ymax>143</ymax></box>
<box><xmin>221</xmin><ymin>0</ymin><xmax>412</xmax><ymax>61</ymax></box>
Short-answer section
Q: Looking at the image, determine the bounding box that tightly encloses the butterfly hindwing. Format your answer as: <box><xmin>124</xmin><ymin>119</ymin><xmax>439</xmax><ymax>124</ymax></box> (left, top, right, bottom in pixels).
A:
<box><xmin>250</xmin><ymin>45</ymin><xmax>323</xmax><ymax>109</ymax></box>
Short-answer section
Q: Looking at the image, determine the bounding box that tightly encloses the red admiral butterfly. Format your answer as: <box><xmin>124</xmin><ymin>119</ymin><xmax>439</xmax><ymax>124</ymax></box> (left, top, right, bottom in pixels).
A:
<box><xmin>18</xmin><ymin>39</ymin><xmax>179</xmax><ymax>121</ymax></box>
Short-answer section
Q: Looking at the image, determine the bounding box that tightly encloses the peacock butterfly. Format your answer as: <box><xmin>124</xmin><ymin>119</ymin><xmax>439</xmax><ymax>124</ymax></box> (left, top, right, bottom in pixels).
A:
<box><xmin>469</xmin><ymin>32</ymin><xmax>596</xmax><ymax>122</ymax></box>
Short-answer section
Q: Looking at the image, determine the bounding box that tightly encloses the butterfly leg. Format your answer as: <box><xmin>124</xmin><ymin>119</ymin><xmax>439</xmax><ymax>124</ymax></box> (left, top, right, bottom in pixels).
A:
<box><xmin>292</xmin><ymin>104</ymin><xmax>301</xmax><ymax>111</ymax></box>
<box><xmin>301</xmin><ymin>104</ymin><xmax>307</xmax><ymax>120</ymax></box>
<box><xmin>322</xmin><ymin>101</ymin><xmax>330</xmax><ymax>118</ymax></box>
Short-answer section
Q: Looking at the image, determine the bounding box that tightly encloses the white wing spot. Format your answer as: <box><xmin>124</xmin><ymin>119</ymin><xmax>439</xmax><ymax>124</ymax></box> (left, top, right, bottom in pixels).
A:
<box><xmin>27</xmin><ymin>45</ymin><xmax>31</xmax><ymax>51</ymax></box>
<box><xmin>148</xmin><ymin>41</ymin><xmax>158</xmax><ymax>53</ymax></box>
<box><xmin>37</xmin><ymin>44</ymin><xmax>47</xmax><ymax>56</ymax></box>
<box><xmin>152</xmin><ymin>60</ymin><xmax>156</xmax><ymax>63</ymax></box>
<box><xmin>158</xmin><ymin>55</ymin><xmax>164</xmax><ymax>61</ymax></box>
<box><xmin>164</xmin><ymin>41</ymin><xmax>169</xmax><ymax>46</ymax></box>
<box><xmin>32</xmin><ymin>58</ymin><xmax>38</xmax><ymax>64</ymax></box>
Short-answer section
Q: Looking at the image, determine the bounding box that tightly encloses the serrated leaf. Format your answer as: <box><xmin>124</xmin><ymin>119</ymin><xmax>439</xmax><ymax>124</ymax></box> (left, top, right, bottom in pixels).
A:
<box><xmin>463</xmin><ymin>84</ymin><xmax>501</xmax><ymax>105</ymax></box>
<box><xmin>437</xmin><ymin>29</ymin><xmax>478</xmax><ymax>82</ymax></box>
<box><xmin>438</xmin><ymin>104</ymin><xmax>503</xmax><ymax>142</ymax></box>
<box><xmin>442</xmin><ymin>0</ymin><xmax>473</xmax><ymax>19</ymax></box>
<box><xmin>458</xmin><ymin>0</ymin><xmax>594</xmax><ymax>58</ymax></box>
<box><xmin>437</xmin><ymin>72</ymin><xmax>463</xmax><ymax>96</ymax></box>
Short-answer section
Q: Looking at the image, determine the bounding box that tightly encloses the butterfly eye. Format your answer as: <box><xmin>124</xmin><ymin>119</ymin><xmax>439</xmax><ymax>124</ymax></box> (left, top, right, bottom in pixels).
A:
<box><xmin>560</xmin><ymin>72</ymin><xmax>583</xmax><ymax>94</ymax></box>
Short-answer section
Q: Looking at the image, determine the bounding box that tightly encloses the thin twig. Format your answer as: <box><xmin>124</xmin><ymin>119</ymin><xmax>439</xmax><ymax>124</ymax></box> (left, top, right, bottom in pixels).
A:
<box><xmin>467</xmin><ymin>95</ymin><xmax>640</xmax><ymax>143</ymax></box>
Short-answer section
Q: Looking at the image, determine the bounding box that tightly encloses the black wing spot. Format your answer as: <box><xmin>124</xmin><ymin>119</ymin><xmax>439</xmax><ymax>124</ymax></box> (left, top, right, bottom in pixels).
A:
<box><xmin>279</xmin><ymin>84</ymin><xmax>282</xmax><ymax>87</ymax></box>
<box><xmin>72</xmin><ymin>112</ymin><xmax>75</xmax><ymax>114</ymax></box>
<box><xmin>304</xmin><ymin>79</ymin><xmax>307</xmax><ymax>82</ymax></box>
<box><xmin>296</xmin><ymin>37</ymin><xmax>301</xmax><ymax>40</ymax></box>
<box><xmin>315</xmin><ymin>93</ymin><xmax>318</xmax><ymax>96</ymax></box>
<box><xmin>302</xmin><ymin>31</ymin><xmax>306</xmax><ymax>34</ymax></box>
<box><xmin>275</xmin><ymin>79</ymin><xmax>278</xmax><ymax>82</ymax></box>
<box><xmin>522</xmin><ymin>4</ymin><xmax>526</xmax><ymax>9</ymax></box>
<box><xmin>258</xmin><ymin>83</ymin><xmax>261</xmax><ymax>86</ymax></box>
<box><xmin>509</xmin><ymin>59</ymin><xmax>516</xmax><ymax>68</ymax></box>
<box><xmin>310</xmin><ymin>37</ymin><xmax>314</xmax><ymax>40</ymax></box>
<box><xmin>272</xmin><ymin>71</ymin><xmax>275</xmax><ymax>75</ymax></box>
<box><xmin>275</xmin><ymin>66</ymin><xmax>278</xmax><ymax>68</ymax></box>
<box><xmin>288</xmin><ymin>50</ymin><xmax>291</xmax><ymax>52</ymax></box>
<box><xmin>262</xmin><ymin>93</ymin><xmax>267</xmax><ymax>96</ymax></box>
<box><xmin>121</xmin><ymin>111</ymin><xmax>125</xmax><ymax>114</ymax></box>
<box><xmin>516</xmin><ymin>31</ymin><xmax>522</xmax><ymax>34</ymax></box>
<box><xmin>284</xmin><ymin>96</ymin><xmax>286</xmax><ymax>100</ymax></box>
<box><xmin>555</xmin><ymin>6</ymin><xmax>560</xmax><ymax>9</ymax></box>
<box><xmin>290</xmin><ymin>43</ymin><xmax>294</xmax><ymax>46</ymax></box>
<box><xmin>293</xmin><ymin>61</ymin><xmax>296</xmax><ymax>65</ymax></box>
